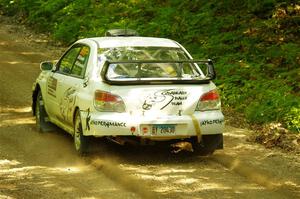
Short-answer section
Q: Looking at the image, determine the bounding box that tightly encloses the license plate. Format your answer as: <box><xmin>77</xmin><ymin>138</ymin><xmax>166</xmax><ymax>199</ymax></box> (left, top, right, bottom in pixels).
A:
<box><xmin>151</xmin><ymin>124</ymin><xmax>176</xmax><ymax>135</ymax></box>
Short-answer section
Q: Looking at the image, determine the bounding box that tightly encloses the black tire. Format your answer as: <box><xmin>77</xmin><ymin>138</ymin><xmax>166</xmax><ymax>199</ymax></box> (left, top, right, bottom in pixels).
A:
<box><xmin>192</xmin><ymin>134</ymin><xmax>223</xmax><ymax>156</ymax></box>
<box><xmin>35</xmin><ymin>91</ymin><xmax>54</xmax><ymax>132</ymax></box>
<box><xmin>74</xmin><ymin>111</ymin><xmax>89</xmax><ymax>154</ymax></box>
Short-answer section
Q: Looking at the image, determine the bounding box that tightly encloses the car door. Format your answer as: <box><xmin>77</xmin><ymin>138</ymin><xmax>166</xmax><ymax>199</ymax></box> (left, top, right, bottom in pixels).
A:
<box><xmin>59</xmin><ymin>45</ymin><xmax>90</xmax><ymax>126</ymax></box>
<box><xmin>46</xmin><ymin>44</ymin><xmax>90</xmax><ymax>125</ymax></box>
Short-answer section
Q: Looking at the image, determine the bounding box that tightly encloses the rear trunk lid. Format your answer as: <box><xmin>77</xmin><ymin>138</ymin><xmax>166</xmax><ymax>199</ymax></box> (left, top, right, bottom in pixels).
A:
<box><xmin>110</xmin><ymin>84</ymin><xmax>215</xmax><ymax>116</ymax></box>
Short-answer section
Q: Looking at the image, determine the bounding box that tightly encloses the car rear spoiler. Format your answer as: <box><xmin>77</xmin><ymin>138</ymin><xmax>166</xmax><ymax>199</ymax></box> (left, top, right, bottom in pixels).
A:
<box><xmin>101</xmin><ymin>59</ymin><xmax>216</xmax><ymax>85</ymax></box>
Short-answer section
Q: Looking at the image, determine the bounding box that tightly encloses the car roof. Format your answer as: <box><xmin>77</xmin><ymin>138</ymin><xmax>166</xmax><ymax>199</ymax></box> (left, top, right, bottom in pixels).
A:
<box><xmin>84</xmin><ymin>37</ymin><xmax>180</xmax><ymax>48</ymax></box>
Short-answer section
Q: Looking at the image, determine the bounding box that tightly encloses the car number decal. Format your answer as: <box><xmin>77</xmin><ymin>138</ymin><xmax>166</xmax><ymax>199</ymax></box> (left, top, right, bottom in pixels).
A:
<box><xmin>47</xmin><ymin>76</ymin><xmax>57</xmax><ymax>97</ymax></box>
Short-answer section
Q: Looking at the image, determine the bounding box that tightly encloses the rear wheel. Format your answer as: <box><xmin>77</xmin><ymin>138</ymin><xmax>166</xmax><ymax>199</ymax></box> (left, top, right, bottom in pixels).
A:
<box><xmin>192</xmin><ymin>134</ymin><xmax>223</xmax><ymax>156</ymax></box>
<box><xmin>74</xmin><ymin>111</ymin><xmax>89</xmax><ymax>154</ymax></box>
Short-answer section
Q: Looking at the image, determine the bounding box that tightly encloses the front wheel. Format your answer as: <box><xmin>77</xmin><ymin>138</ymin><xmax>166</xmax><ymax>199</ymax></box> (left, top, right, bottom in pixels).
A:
<box><xmin>74</xmin><ymin>111</ymin><xmax>89</xmax><ymax>154</ymax></box>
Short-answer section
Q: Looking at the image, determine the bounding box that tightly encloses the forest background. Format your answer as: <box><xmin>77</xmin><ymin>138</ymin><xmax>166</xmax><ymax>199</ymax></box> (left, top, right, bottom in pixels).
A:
<box><xmin>0</xmin><ymin>0</ymin><xmax>299</xmax><ymax>133</ymax></box>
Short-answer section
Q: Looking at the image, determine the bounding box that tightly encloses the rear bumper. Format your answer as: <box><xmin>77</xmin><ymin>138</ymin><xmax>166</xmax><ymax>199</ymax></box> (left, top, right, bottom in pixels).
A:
<box><xmin>80</xmin><ymin>110</ymin><xmax>224</xmax><ymax>139</ymax></box>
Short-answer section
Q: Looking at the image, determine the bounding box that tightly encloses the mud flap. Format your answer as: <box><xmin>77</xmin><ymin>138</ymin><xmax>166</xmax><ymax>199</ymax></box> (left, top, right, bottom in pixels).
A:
<box><xmin>79</xmin><ymin>108</ymin><xmax>91</xmax><ymax>136</ymax></box>
<box><xmin>38</xmin><ymin>97</ymin><xmax>57</xmax><ymax>132</ymax></box>
<box><xmin>191</xmin><ymin>115</ymin><xmax>202</xmax><ymax>143</ymax></box>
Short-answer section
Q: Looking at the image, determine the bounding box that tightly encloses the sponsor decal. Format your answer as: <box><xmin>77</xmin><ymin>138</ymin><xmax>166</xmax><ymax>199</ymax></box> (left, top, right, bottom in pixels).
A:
<box><xmin>60</xmin><ymin>87</ymin><xmax>76</xmax><ymax>121</ymax></box>
<box><xmin>86</xmin><ymin>108</ymin><xmax>91</xmax><ymax>131</ymax></box>
<box><xmin>178</xmin><ymin>110</ymin><xmax>183</xmax><ymax>116</ymax></box>
<box><xmin>142</xmin><ymin>89</ymin><xmax>188</xmax><ymax>110</ymax></box>
<box><xmin>79</xmin><ymin>46</ymin><xmax>89</xmax><ymax>57</ymax></box>
<box><xmin>90</xmin><ymin>120</ymin><xmax>126</xmax><ymax>128</ymax></box>
<box><xmin>200</xmin><ymin>119</ymin><xmax>224</xmax><ymax>126</ymax></box>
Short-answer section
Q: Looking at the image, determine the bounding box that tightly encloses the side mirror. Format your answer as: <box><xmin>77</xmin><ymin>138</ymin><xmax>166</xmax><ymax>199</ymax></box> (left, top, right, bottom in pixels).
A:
<box><xmin>206</xmin><ymin>59</ymin><xmax>216</xmax><ymax>80</ymax></box>
<box><xmin>40</xmin><ymin>61</ymin><xmax>54</xmax><ymax>71</ymax></box>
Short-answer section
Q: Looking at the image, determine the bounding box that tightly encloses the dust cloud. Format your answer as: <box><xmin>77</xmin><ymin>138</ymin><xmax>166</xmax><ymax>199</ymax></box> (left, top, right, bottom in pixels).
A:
<box><xmin>90</xmin><ymin>157</ymin><xmax>160</xmax><ymax>199</ymax></box>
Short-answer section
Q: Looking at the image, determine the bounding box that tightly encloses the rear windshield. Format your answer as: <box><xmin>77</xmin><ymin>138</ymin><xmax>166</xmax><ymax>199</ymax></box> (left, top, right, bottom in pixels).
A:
<box><xmin>98</xmin><ymin>47</ymin><xmax>202</xmax><ymax>79</ymax></box>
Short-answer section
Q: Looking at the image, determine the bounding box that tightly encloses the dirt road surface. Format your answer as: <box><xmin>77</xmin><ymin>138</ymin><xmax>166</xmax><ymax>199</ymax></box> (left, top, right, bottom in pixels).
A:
<box><xmin>0</xmin><ymin>16</ymin><xmax>299</xmax><ymax>199</ymax></box>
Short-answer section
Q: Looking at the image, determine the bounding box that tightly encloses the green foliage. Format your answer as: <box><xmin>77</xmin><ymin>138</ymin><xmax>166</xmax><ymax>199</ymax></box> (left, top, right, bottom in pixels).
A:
<box><xmin>284</xmin><ymin>107</ymin><xmax>300</xmax><ymax>133</ymax></box>
<box><xmin>0</xmin><ymin>0</ymin><xmax>18</xmax><ymax>16</ymax></box>
<box><xmin>0</xmin><ymin>0</ymin><xmax>299</xmax><ymax>131</ymax></box>
<box><xmin>53</xmin><ymin>18</ymin><xmax>80</xmax><ymax>44</ymax></box>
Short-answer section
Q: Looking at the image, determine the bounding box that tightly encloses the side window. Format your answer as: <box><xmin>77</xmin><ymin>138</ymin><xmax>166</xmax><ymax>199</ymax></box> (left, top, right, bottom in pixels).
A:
<box><xmin>71</xmin><ymin>46</ymin><xmax>90</xmax><ymax>77</ymax></box>
<box><xmin>58</xmin><ymin>47</ymin><xmax>81</xmax><ymax>74</ymax></box>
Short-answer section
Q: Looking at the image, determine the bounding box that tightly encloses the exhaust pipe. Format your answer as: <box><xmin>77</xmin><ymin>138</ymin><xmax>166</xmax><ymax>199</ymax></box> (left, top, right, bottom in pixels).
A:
<box><xmin>171</xmin><ymin>141</ymin><xmax>194</xmax><ymax>153</ymax></box>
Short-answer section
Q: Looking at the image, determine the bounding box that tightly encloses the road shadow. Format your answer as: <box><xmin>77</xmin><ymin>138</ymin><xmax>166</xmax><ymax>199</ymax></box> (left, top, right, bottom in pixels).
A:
<box><xmin>87</xmin><ymin>138</ymin><xmax>208</xmax><ymax>165</ymax></box>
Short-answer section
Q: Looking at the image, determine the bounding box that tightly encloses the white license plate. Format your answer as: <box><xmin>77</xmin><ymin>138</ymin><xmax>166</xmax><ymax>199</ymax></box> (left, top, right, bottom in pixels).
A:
<box><xmin>151</xmin><ymin>124</ymin><xmax>176</xmax><ymax>135</ymax></box>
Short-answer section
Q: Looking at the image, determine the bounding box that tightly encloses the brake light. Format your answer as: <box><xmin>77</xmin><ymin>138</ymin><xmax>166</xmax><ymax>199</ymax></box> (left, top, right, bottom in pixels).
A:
<box><xmin>195</xmin><ymin>89</ymin><xmax>221</xmax><ymax>111</ymax></box>
<box><xmin>94</xmin><ymin>90</ymin><xmax>125</xmax><ymax>112</ymax></box>
<box><xmin>200</xmin><ymin>90</ymin><xmax>219</xmax><ymax>101</ymax></box>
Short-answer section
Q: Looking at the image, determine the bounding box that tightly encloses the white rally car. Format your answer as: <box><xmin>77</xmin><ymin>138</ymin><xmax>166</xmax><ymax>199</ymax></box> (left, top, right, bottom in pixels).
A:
<box><xmin>32</xmin><ymin>29</ymin><xmax>224</xmax><ymax>154</ymax></box>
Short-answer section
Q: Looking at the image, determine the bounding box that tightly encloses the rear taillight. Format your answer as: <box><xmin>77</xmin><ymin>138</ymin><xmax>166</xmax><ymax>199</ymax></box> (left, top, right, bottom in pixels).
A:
<box><xmin>94</xmin><ymin>90</ymin><xmax>126</xmax><ymax>112</ymax></box>
<box><xmin>195</xmin><ymin>89</ymin><xmax>221</xmax><ymax>111</ymax></box>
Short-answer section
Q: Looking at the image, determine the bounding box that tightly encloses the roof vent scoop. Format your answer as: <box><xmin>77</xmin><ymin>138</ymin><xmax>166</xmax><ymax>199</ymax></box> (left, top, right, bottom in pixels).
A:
<box><xmin>105</xmin><ymin>29</ymin><xmax>139</xmax><ymax>37</ymax></box>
